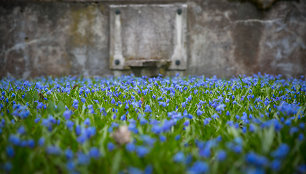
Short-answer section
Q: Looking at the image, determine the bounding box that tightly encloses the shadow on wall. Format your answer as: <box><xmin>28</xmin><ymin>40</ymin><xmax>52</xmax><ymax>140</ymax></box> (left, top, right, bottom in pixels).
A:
<box><xmin>229</xmin><ymin>0</ymin><xmax>300</xmax><ymax>10</ymax></box>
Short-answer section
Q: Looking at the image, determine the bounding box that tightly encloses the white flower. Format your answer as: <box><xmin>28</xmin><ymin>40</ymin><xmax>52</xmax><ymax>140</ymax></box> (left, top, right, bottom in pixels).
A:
<box><xmin>112</xmin><ymin>125</ymin><xmax>131</xmax><ymax>145</ymax></box>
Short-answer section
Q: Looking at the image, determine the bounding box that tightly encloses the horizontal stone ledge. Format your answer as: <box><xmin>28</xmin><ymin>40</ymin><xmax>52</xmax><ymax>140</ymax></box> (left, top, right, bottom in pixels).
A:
<box><xmin>0</xmin><ymin>0</ymin><xmax>187</xmax><ymax>3</ymax></box>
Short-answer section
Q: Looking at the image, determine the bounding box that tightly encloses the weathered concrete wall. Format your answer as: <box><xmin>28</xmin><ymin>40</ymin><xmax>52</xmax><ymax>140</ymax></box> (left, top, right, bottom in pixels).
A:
<box><xmin>187</xmin><ymin>0</ymin><xmax>306</xmax><ymax>77</ymax></box>
<box><xmin>0</xmin><ymin>0</ymin><xmax>305</xmax><ymax>78</ymax></box>
<box><xmin>0</xmin><ymin>2</ymin><xmax>111</xmax><ymax>78</ymax></box>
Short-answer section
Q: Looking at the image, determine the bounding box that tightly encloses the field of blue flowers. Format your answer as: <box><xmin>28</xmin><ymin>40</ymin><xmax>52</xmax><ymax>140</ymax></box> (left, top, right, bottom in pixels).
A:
<box><xmin>0</xmin><ymin>74</ymin><xmax>305</xmax><ymax>174</ymax></box>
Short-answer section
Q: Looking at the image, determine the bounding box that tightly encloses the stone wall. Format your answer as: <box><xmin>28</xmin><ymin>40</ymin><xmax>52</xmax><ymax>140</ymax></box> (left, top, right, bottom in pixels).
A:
<box><xmin>0</xmin><ymin>0</ymin><xmax>305</xmax><ymax>78</ymax></box>
<box><xmin>187</xmin><ymin>0</ymin><xmax>306</xmax><ymax>77</ymax></box>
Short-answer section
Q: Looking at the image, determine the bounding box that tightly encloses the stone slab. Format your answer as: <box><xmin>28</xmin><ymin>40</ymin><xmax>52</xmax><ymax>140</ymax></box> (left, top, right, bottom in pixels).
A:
<box><xmin>109</xmin><ymin>3</ymin><xmax>187</xmax><ymax>70</ymax></box>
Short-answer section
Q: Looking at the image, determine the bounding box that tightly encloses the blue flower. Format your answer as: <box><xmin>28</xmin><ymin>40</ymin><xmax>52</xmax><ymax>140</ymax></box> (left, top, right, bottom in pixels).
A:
<box><xmin>9</xmin><ymin>134</ymin><xmax>20</xmax><ymax>145</ymax></box>
<box><xmin>297</xmin><ymin>164</ymin><xmax>306</xmax><ymax>173</ymax></box>
<box><xmin>111</xmin><ymin>98</ymin><xmax>116</xmax><ymax>104</ymax></box>
<box><xmin>173</xmin><ymin>152</ymin><xmax>185</xmax><ymax>163</ymax></box>
<box><xmin>84</xmin><ymin>118</ymin><xmax>90</xmax><ymax>126</ymax></box>
<box><xmin>136</xmin><ymin>146</ymin><xmax>149</xmax><ymax>157</ymax></box>
<box><xmin>77</xmin><ymin>152</ymin><xmax>90</xmax><ymax>165</ymax></box>
<box><xmin>27</xmin><ymin>139</ymin><xmax>35</xmax><ymax>148</ymax></box>
<box><xmin>6</xmin><ymin>146</ymin><xmax>14</xmax><ymax>157</ymax></box>
<box><xmin>211</xmin><ymin>113</ymin><xmax>219</xmax><ymax>119</ymax></box>
<box><xmin>142</xmin><ymin>135</ymin><xmax>156</xmax><ymax>146</ymax></box>
<box><xmin>270</xmin><ymin>160</ymin><xmax>281</xmax><ymax>171</ymax></box>
<box><xmin>245</xmin><ymin>167</ymin><xmax>265</xmax><ymax>174</ymax></box>
<box><xmin>234</xmin><ymin>137</ymin><xmax>243</xmax><ymax>145</ymax></box>
<box><xmin>289</xmin><ymin>127</ymin><xmax>298</xmax><ymax>135</ymax></box>
<box><xmin>216</xmin><ymin>104</ymin><xmax>226</xmax><ymax>111</ymax></box>
<box><xmin>75</xmin><ymin>125</ymin><xmax>82</xmax><ymax>136</ymax></box>
<box><xmin>150</xmin><ymin>125</ymin><xmax>161</xmax><ymax>134</ymax></box>
<box><xmin>37</xmin><ymin>102</ymin><xmax>44</xmax><ymax>110</ymax></box>
<box><xmin>271</xmin><ymin>144</ymin><xmax>289</xmax><ymax>159</ymax></box>
<box><xmin>38</xmin><ymin>137</ymin><xmax>45</xmax><ymax>146</ymax></box>
<box><xmin>277</xmin><ymin>102</ymin><xmax>300</xmax><ymax>116</ymax></box>
<box><xmin>66</xmin><ymin>160</ymin><xmax>75</xmax><ymax>171</ymax></box>
<box><xmin>126</xmin><ymin>143</ymin><xmax>135</xmax><ymax>152</ymax></box>
<box><xmin>73</xmin><ymin>99</ymin><xmax>79</xmax><ymax>109</ymax></box>
<box><xmin>128</xmin><ymin>167</ymin><xmax>143</xmax><ymax>174</ymax></box>
<box><xmin>217</xmin><ymin>150</ymin><xmax>227</xmax><ymax>161</ymax></box>
<box><xmin>77</xmin><ymin>134</ymin><xmax>87</xmax><ymax>144</ymax></box>
<box><xmin>87</xmin><ymin>105</ymin><xmax>95</xmax><ymax>114</ymax></box>
<box><xmin>46</xmin><ymin>146</ymin><xmax>61</xmax><ymax>155</ymax></box>
<box><xmin>159</xmin><ymin>135</ymin><xmax>166</xmax><ymax>142</ymax></box>
<box><xmin>234</xmin><ymin>144</ymin><xmax>243</xmax><ymax>153</ymax></box>
<box><xmin>17</xmin><ymin>126</ymin><xmax>26</xmax><ymax>134</ymax></box>
<box><xmin>0</xmin><ymin>118</ymin><xmax>5</xmax><ymax>127</ymax></box>
<box><xmin>245</xmin><ymin>152</ymin><xmax>269</xmax><ymax>167</ymax></box>
<box><xmin>144</xmin><ymin>165</ymin><xmax>153</xmax><ymax>174</ymax></box>
<box><xmin>144</xmin><ymin>105</ymin><xmax>152</xmax><ymax>113</ymax></box>
<box><xmin>188</xmin><ymin>161</ymin><xmax>208</xmax><ymax>174</ymax></box>
<box><xmin>185</xmin><ymin>154</ymin><xmax>193</xmax><ymax>165</ymax></box>
<box><xmin>199</xmin><ymin>147</ymin><xmax>210</xmax><ymax>158</ymax></box>
<box><xmin>3</xmin><ymin>162</ymin><xmax>12</xmax><ymax>171</ymax></box>
<box><xmin>120</xmin><ymin>114</ymin><xmax>126</xmax><ymax>121</ymax></box>
<box><xmin>63</xmin><ymin>110</ymin><xmax>72</xmax><ymax>120</ymax></box>
<box><xmin>107</xmin><ymin>142</ymin><xmax>115</xmax><ymax>151</ymax></box>
<box><xmin>249</xmin><ymin>124</ymin><xmax>256</xmax><ymax>132</ymax></box>
<box><xmin>203</xmin><ymin>118</ymin><xmax>211</xmax><ymax>125</ymax></box>
<box><xmin>184</xmin><ymin>120</ymin><xmax>190</xmax><ymax>127</ymax></box>
<box><xmin>20</xmin><ymin>140</ymin><xmax>28</xmax><ymax>147</ymax></box>
<box><xmin>65</xmin><ymin>149</ymin><xmax>74</xmax><ymax>160</ymax></box>
<box><xmin>85</xmin><ymin>127</ymin><xmax>96</xmax><ymax>138</ymax></box>
<box><xmin>197</xmin><ymin>109</ymin><xmax>203</xmax><ymax>116</ymax></box>
<box><xmin>34</xmin><ymin>117</ymin><xmax>40</xmax><ymax>123</ymax></box>
<box><xmin>89</xmin><ymin>147</ymin><xmax>100</xmax><ymax>159</ymax></box>
<box><xmin>66</xmin><ymin>120</ymin><xmax>74</xmax><ymax>131</ymax></box>
<box><xmin>159</xmin><ymin>102</ymin><xmax>167</xmax><ymax>107</ymax></box>
<box><xmin>298</xmin><ymin>133</ymin><xmax>304</xmax><ymax>141</ymax></box>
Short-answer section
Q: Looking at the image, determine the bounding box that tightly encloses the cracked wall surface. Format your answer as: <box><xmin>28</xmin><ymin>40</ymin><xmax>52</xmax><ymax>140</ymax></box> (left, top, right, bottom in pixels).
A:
<box><xmin>186</xmin><ymin>0</ymin><xmax>306</xmax><ymax>77</ymax></box>
<box><xmin>0</xmin><ymin>2</ymin><xmax>111</xmax><ymax>78</ymax></box>
<box><xmin>0</xmin><ymin>0</ymin><xmax>305</xmax><ymax>78</ymax></box>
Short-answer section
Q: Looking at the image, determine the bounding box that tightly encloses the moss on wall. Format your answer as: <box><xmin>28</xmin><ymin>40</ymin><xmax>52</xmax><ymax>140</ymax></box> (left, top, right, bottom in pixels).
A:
<box><xmin>69</xmin><ymin>5</ymin><xmax>94</xmax><ymax>46</ymax></box>
<box><xmin>69</xmin><ymin>3</ymin><xmax>105</xmax><ymax>47</ymax></box>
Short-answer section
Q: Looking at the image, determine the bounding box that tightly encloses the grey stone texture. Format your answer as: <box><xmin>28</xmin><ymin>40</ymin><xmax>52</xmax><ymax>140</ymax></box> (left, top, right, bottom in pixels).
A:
<box><xmin>0</xmin><ymin>0</ymin><xmax>305</xmax><ymax>78</ymax></box>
